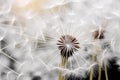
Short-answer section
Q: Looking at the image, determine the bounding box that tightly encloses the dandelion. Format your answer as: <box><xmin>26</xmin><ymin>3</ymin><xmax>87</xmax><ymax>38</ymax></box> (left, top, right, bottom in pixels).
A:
<box><xmin>88</xmin><ymin>28</ymin><xmax>112</xmax><ymax>80</ymax></box>
<box><xmin>57</xmin><ymin>35</ymin><xmax>80</xmax><ymax>80</ymax></box>
<box><xmin>57</xmin><ymin>35</ymin><xmax>80</xmax><ymax>58</ymax></box>
<box><xmin>92</xmin><ymin>29</ymin><xmax>106</xmax><ymax>80</ymax></box>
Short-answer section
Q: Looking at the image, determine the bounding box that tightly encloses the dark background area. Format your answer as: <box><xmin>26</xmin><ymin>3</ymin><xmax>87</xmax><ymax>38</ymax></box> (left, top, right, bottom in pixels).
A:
<box><xmin>66</xmin><ymin>58</ymin><xmax>120</xmax><ymax>80</ymax></box>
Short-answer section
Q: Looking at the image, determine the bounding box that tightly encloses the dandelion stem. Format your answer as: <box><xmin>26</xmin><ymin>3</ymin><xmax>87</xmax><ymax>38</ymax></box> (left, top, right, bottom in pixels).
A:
<box><xmin>104</xmin><ymin>62</ymin><xmax>108</xmax><ymax>80</ymax></box>
<box><xmin>89</xmin><ymin>55</ymin><xmax>96</xmax><ymax>80</ymax></box>
<box><xmin>98</xmin><ymin>63</ymin><xmax>102</xmax><ymax>80</ymax></box>
<box><xmin>58</xmin><ymin>57</ymin><xmax>68</xmax><ymax>80</ymax></box>
<box><xmin>89</xmin><ymin>67</ymin><xmax>93</xmax><ymax>80</ymax></box>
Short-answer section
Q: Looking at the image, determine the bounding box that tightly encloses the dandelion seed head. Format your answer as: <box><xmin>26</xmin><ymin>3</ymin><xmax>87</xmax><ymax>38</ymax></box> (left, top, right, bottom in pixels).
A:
<box><xmin>57</xmin><ymin>35</ymin><xmax>80</xmax><ymax>58</ymax></box>
<box><xmin>93</xmin><ymin>29</ymin><xmax>105</xmax><ymax>40</ymax></box>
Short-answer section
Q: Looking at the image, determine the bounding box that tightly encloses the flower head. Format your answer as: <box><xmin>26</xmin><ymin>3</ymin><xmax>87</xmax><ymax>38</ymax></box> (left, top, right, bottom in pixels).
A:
<box><xmin>93</xmin><ymin>29</ymin><xmax>105</xmax><ymax>40</ymax></box>
<box><xmin>57</xmin><ymin>35</ymin><xmax>80</xmax><ymax>58</ymax></box>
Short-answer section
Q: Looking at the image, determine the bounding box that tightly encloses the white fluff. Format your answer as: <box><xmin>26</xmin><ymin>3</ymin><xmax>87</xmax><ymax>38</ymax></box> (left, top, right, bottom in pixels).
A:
<box><xmin>0</xmin><ymin>0</ymin><xmax>120</xmax><ymax>80</ymax></box>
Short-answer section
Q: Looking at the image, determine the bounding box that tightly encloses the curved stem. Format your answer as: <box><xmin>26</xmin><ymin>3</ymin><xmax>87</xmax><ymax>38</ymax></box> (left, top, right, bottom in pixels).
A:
<box><xmin>104</xmin><ymin>62</ymin><xmax>108</xmax><ymax>80</ymax></box>
<box><xmin>89</xmin><ymin>68</ymin><xmax>93</xmax><ymax>80</ymax></box>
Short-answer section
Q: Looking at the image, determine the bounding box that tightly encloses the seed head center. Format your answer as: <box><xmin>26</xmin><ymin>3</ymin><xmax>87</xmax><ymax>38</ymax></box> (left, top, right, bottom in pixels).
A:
<box><xmin>65</xmin><ymin>43</ymin><xmax>72</xmax><ymax>49</ymax></box>
<box><xmin>57</xmin><ymin>35</ymin><xmax>80</xmax><ymax>58</ymax></box>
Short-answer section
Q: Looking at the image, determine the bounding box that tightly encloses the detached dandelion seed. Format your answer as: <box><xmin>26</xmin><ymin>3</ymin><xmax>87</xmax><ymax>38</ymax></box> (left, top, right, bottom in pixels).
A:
<box><xmin>57</xmin><ymin>35</ymin><xmax>80</xmax><ymax>80</ymax></box>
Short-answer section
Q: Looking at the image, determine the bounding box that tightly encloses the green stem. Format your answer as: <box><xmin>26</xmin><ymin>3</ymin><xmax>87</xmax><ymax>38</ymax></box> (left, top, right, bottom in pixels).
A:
<box><xmin>104</xmin><ymin>62</ymin><xmax>108</xmax><ymax>80</ymax></box>
<box><xmin>89</xmin><ymin>55</ymin><xmax>96</xmax><ymax>80</ymax></box>
<box><xmin>58</xmin><ymin>57</ymin><xmax>68</xmax><ymax>80</ymax></box>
